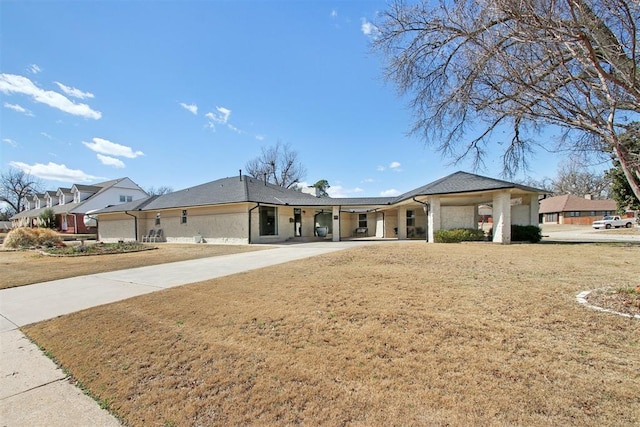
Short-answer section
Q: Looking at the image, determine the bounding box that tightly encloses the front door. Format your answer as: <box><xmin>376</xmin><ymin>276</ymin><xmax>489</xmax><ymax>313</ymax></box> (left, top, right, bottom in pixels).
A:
<box><xmin>294</xmin><ymin>208</ymin><xmax>302</xmax><ymax>237</ymax></box>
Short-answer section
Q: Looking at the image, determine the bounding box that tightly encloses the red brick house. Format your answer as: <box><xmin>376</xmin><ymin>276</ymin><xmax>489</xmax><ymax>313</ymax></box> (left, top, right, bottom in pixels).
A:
<box><xmin>539</xmin><ymin>194</ymin><xmax>627</xmax><ymax>225</ymax></box>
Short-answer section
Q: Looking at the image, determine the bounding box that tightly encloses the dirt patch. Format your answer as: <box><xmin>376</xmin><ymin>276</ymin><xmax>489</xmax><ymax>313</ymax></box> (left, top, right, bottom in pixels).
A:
<box><xmin>23</xmin><ymin>242</ymin><xmax>640</xmax><ymax>426</ymax></box>
<box><xmin>0</xmin><ymin>244</ymin><xmax>268</xmax><ymax>289</ymax></box>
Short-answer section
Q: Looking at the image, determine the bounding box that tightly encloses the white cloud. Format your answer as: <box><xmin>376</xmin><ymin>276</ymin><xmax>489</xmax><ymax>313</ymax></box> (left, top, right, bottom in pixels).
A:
<box><xmin>9</xmin><ymin>161</ymin><xmax>103</xmax><ymax>183</ymax></box>
<box><xmin>0</xmin><ymin>74</ymin><xmax>101</xmax><ymax>119</ymax></box>
<box><xmin>54</xmin><ymin>82</ymin><xmax>95</xmax><ymax>100</ymax></box>
<box><xmin>389</xmin><ymin>161</ymin><xmax>402</xmax><ymax>171</ymax></box>
<box><xmin>179</xmin><ymin>102</ymin><xmax>198</xmax><ymax>115</ymax></box>
<box><xmin>330</xmin><ymin>9</ymin><xmax>338</xmax><ymax>18</ymax></box>
<box><xmin>361</xmin><ymin>18</ymin><xmax>379</xmax><ymax>38</ymax></box>
<box><xmin>41</xmin><ymin>132</ymin><xmax>53</xmax><ymax>139</ymax></box>
<box><xmin>4</xmin><ymin>102</ymin><xmax>33</xmax><ymax>116</ymax></box>
<box><xmin>28</xmin><ymin>64</ymin><xmax>42</xmax><ymax>74</ymax></box>
<box><xmin>376</xmin><ymin>165</ymin><xmax>385</xmax><ymax>172</ymax></box>
<box><xmin>97</xmin><ymin>154</ymin><xmax>125</xmax><ymax>168</ymax></box>
<box><xmin>327</xmin><ymin>185</ymin><xmax>364</xmax><ymax>198</ymax></box>
<box><xmin>205</xmin><ymin>106</ymin><xmax>242</xmax><ymax>133</ymax></box>
<box><xmin>380</xmin><ymin>189</ymin><xmax>400</xmax><ymax>197</ymax></box>
<box><xmin>228</xmin><ymin>124</ymin><xmax>244</xmax><ymax>134</ymax></box>
<box><xmin>82</xmin><ymin>137</ymin><xmax>144</xmax><ymax>158</ymax></box>
<box><xmin>215</xmin><ymin>106</ymin><xmax>231</xmax><ymax>123</ymax></box>
<box><xmin>205</xmin><ymin>107</ymin><xmax>231</xmax><ymax>125</ymax></box>
<box><xmin>3</xmin><ymin>138</ymin><xmax>17</xmax><ymax>147</ymax></box>
<box><xmin>255</xmin><ymin>134</ymin><xmax>265</xmax><ymax>141</ymax></box>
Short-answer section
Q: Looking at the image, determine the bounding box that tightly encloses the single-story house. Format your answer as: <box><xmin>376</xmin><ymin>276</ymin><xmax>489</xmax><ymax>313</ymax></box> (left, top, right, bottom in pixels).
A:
<box><xmin>539</xmin><ymin>194</ymin><xmax>630</xmax><ymax>225</ymax></box>
<box><xmin>10</xmin><ymin>177</ymin><xmax>148</xmax><ymax>233</ymax></box>
<box><xmin>94</xmin><ymin>171</ymin><xmax>542</xmax><ymax>244</ymax></box>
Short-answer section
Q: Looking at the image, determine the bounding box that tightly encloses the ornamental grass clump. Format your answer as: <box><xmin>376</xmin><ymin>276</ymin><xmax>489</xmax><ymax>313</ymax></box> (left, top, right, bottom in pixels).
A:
<box><xmin>3</xmin><ymin>227</ymin><xmax>62</xmax><ymax>249</ymax></box>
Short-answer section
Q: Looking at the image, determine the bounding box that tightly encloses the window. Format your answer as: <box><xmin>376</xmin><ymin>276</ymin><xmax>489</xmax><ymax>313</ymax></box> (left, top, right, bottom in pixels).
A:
<box><xmin>119</xmin><ymin>195</ymin><xmax>133</xmax><ymax>203</ymax></box>
<box><xmin>260</xmin><ymin>206</ymin><xmax>277</xmax><ymax>235</ymax></box>
<box><xmin>181</xmin><ymin>210</ymin><xmax>187</xmax><ymax>224</ymax></box>
<box><xmin>406</xmin><ymin>210</ymin><xmax>415</xmax><ymax>227</ymax></box>
<box><xmin>358</xmin><ymin>213</ymin><xmax>367</xmax><ymax>228</ymax></box>
<box><xmin>568</xmin><ymin>211</ymin><xmax>581</xmax><ymax>217</ymax></box>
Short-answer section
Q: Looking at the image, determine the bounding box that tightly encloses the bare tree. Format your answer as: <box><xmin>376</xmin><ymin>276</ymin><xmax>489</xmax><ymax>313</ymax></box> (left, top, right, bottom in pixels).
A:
<box><xmin>146</xmin><ymin>186</ymin><xmax>173</xmax><ymax>196</ymax></box>
<box><xmin>0</xmin><ymin>168</ymin><xmax>42</xmax><ymax>217</ymax></box>
<box><xmin>245</xmin><ymin>142</ymin><xmax>307</xmax><ymax>189</ymax></box>
<box><xmin>549</xmin><ymin>160</ymin><xmax>612</xmax><ymax>198</ymax></box>
<box><xmin>374</xmin><ymin>0</ymin><xmax>640</xmax><ymax>200</ymax></box>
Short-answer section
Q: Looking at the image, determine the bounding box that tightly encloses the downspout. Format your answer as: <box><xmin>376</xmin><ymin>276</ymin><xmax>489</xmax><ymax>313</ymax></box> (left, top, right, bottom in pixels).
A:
<box><xmin>413</xmin><ymin>197</ymin><xmax>430</xmax><ymax>242</ymax></box>
<box><xmin>124</xmin><ymin>211</ymin><xmax>138</xmax><ymax>241</ymax></box>
<box><xmin>248</xmin><ymin>203</ymin><xmax>260</xmax><ymax>244</ymax></box>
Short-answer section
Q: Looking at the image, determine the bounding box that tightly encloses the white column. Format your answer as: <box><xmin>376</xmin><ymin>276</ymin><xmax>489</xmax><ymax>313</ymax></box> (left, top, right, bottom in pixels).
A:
<box><xmin>332</xmin><ymin>206</ymin><xmax>340</xmax><ymax>242</ymax></box>
<box><xmin>473</xmin><ymin>205</ymin><xmax>479</xmax><ymax>229</ymax></box>
<box><xmin>427</xmin><ymin>196</ymin><xmax>441</xmax><ymax>243</ymax></box>
<box><xmin>492</xmin><ymin>190</ymin><xmax>511</xmax><ymax>244</ymax></box>
<box><xmin>376</xmin><ymin>213</ymin><xmax>384</xmax><ymax>238</ymax></box>
<box><xmin>529</xmin><ymin>194</ymin><xmax>539</xmax><ymax>226</ymax></box>
<box><xmin>397</xmin><ymin>207</ymin><xmax>407</xmax><ymax>240</ymax></box>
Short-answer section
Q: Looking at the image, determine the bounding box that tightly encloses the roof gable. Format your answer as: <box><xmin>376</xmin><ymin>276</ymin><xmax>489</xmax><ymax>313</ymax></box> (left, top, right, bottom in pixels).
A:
<box><xmin>395</xmin><ymin>171</ymin><xmax>542</xmax><ymax>202</ymax></box>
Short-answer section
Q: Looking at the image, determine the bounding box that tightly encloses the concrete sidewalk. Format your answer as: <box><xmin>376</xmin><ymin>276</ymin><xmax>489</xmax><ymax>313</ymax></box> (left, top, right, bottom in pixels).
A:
<box><xmin>0</xmin><ymin>241</ymin><xmax>373</xmax><ymax>426</ymax></box>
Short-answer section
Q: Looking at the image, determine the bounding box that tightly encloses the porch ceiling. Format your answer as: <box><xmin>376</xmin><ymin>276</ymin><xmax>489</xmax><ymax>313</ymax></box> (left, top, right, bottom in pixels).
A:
<box><xmin>408</xmin><ymin>189</ymin><xmax>536</xmax><ymax>207</ymax></box>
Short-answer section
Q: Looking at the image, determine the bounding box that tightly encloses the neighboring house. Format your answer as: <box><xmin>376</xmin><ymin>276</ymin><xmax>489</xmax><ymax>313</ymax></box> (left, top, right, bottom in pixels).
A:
<box><xmin>94</xmin><ymin>171</ymin><xmax>543</xmax><ymax>244</ymax></box>
<box><xmin>11</xmin><ymin>177</ymin><xmax>148</xmax><ymax>233</ymax></box>
<box><xmin>539</xmin><ymin>194</ymin><xmax>630</xmax><ymax>225</ymax></box>
<box><xmin>0</xmin><ymin>221</ymin><xmax>12</xmax><ymax>232</ymax></box>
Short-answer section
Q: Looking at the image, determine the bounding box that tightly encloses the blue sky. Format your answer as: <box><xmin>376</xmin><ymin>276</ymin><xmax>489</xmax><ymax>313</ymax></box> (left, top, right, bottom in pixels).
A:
<box><xmin>1</xmin><ymin>1</ymin><xmax>584</xmax><ymax>198</ymax></box>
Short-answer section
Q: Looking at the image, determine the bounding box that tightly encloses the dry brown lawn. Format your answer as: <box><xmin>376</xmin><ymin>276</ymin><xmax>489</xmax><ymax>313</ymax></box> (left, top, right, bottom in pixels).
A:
<box><xmin>23</xmin><ymin>242</ymin><xmax>640</xmax><ymax>426</ymax></box>
<box><xmin>0</xmin><ymin>244</ymin><xmax>266</xmax><ymax>289</ymax></box>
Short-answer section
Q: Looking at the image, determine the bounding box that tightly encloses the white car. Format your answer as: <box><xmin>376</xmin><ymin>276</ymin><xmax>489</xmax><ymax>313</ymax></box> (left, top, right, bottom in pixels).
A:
<box><xmin>592</xmin><ymin>216</ymin><xmax>634</xmax><ymax>229</ymax></box>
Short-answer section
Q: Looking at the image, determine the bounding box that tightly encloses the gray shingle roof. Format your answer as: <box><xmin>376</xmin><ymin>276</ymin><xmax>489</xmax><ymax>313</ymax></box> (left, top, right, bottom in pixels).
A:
<box><xmin>141</xmin><ymin>176</ymin><xmax>323</xmax><ymax>210</ymax></box>
<box><xmin>91</xmin><ymin>171</ymin><xmax>543</xmax><ymax>215</ymax></box>
<box><xmin>94</xmin><ymin>196</ymin><xmax>159</xmax><ymax>213</ymax></box>
<box><xmin>395</xmin><ymin>171</ymin><xmax>543</xmax><ymax>201</ymax></box>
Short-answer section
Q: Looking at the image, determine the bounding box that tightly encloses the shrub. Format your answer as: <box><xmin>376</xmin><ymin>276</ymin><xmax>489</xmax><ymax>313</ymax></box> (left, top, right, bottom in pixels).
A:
<box><xmin>434</xmin><ymin>228</ymin><xmax>485</xmax><ymax>243</ymax></box>
<box><xmin>487</xmin><ymin>225</ymin><xmax>542</xmax><ymax>243</ymax></box>
<box><xmin>512</xmin><ymin>225</ymin><xmax>542</xmax><ymax>243</ymax></box>
<box><xmin>3</xmin><ymin>227</ymin><xmax>62</xmax><ymax>249</ymax></box>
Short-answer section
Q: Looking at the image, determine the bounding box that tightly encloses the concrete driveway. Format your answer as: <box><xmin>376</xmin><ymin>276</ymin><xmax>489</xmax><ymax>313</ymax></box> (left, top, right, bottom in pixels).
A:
<box><xmin>541</xmin><ymin>224</ymin><xmax>640</xmax><ymax>243</ymax></box>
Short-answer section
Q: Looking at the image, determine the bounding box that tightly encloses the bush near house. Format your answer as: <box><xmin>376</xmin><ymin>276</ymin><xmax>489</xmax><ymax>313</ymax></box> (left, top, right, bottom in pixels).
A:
<box><xmin>488</xmin><ymin>225</ymin><xmax>542</xmax><ymax>243</ymax></box>
<box><xmin>434</xmin><ymin>228</ymin><xmax>485</xmax><ymax>243</ymax></box>
<box><xmin>3</xmin><ymin>227</ymin><xmax>62</xmax><ymax>249</ymax></box>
